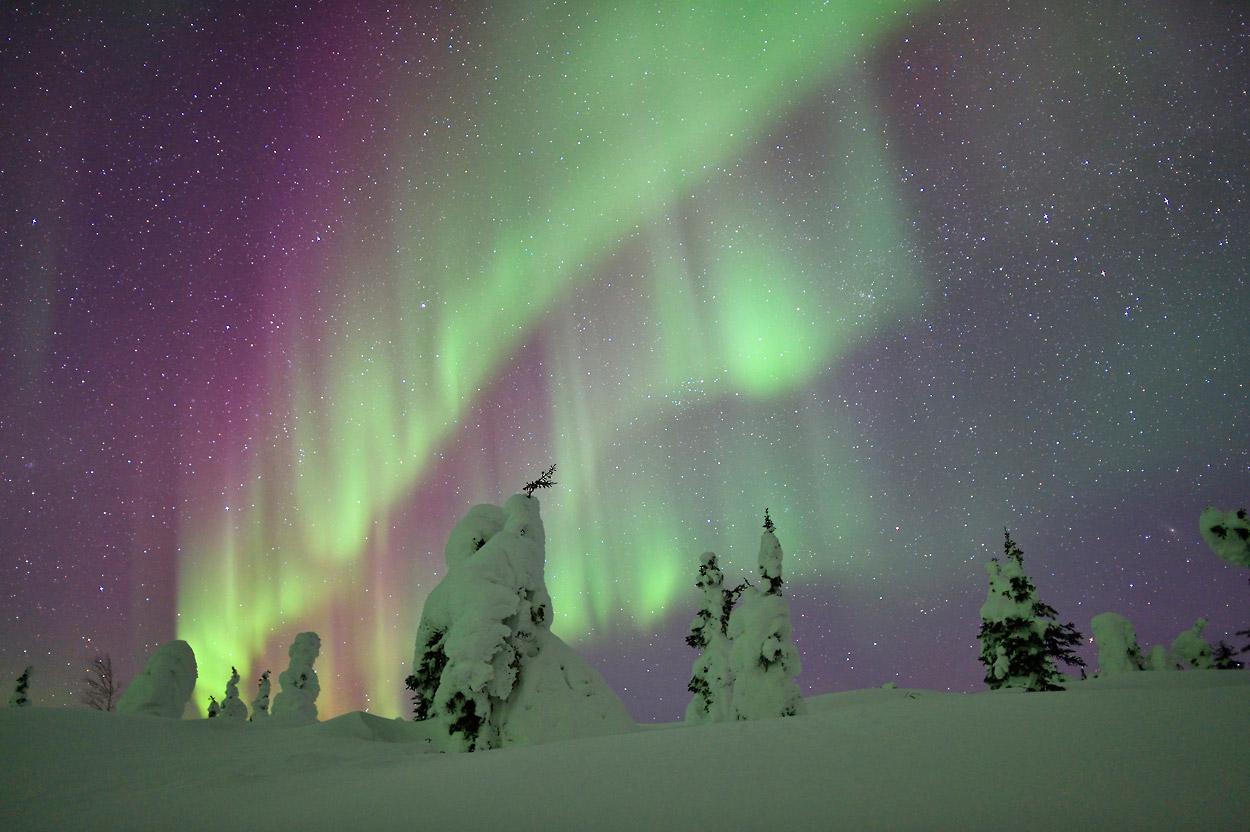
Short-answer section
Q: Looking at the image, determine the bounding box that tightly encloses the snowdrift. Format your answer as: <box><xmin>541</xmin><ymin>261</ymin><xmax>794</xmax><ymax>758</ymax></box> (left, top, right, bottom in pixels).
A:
<box><xmin>2</xmin><ymin>671</ymin><xmax>1247</xmax><ymax>831</ymax></box>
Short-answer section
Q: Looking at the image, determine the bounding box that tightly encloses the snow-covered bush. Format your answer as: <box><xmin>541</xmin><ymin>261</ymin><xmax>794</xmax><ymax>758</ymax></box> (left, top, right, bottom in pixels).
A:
<box><xmin>1169</xmin><ymin>618</ymin><xmax>1214</xmax><ymax>669</ymax></box>
<box><xmin>9</xmin><ymin>666</ymin><xmax>32</xmax><ymax>708</ymax></box>
<box><xmin>410</xmin><ymin>493</ymin><xmax>631</xmax><ymax>751</ymax></box>
<box><xmin>1090</xmin><ymin>612</ymin><xmax>1144</xmax><ymax>675</ymax></box>
<box><xmin>685</xmin><ymin>552</ymin><xmax>735</xmax><ymax>724</ymax></box>
<box><xmin>1145</xmin><ymin>644</ymin><xmax>1172</xmax><ymax>671</ymax></box>
<box><xmin>117</xmin><ymin>640</ymin><xmax>197</xmax><ymax>718</ymax></box>
<box><xmin>207</xmin><ymin>696</ymin><xmax>219</xmax><ymax>718</ymax></box>
<box><xmin>271</xmin><ymin>632</ymin><xmax>321</xmax><ymax>724</ymax></box>
<box><xmin>219</xmin><ymin>666</ymin><xmax>248</xmax><ymax>720</ymax></box>
<box><xmin>727</xmin><ymin>511</ymin><xmax>804</xmax><ymax>721</ymax></box>
<box><xmin>1199</xmin><ymin>506</ymin><xmax>1250</xmax><ymax>568</ymax></box>
<box><xmin>977</xmin><ymin>531</ymin><xmax>1085</xmax><ymax>691</ymax></box>
<box><xmin>251</xmin><ymin>670</ymin><xmax>271</xmax><ymax>720</ymax></box>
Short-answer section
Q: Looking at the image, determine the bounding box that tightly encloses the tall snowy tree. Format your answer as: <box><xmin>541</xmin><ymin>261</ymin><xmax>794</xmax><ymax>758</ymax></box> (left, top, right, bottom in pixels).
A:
<box><xmin>9</xmin><ymin>666</ymin><xmax>32</xmax><ymax>708</ymax></box>
<box><xmin>251</xmin><ymin>670</ymin><xmax>271</xmax><ymax>720</ymax></box>
<box><xmin>271</xmin><ymin>632</ymin><xmax>321</xmax><ymax>724</ymax></box>
<box><xmin>1090</xmin><ymin>612</ymin><xmax>1145</xmax><ymax>675</ymax></box>
<box><xmin>219</xmin><ymin>666</ymin><xmax>248</xmax><ymax>719</ymax></box>
<box><xmin>81</xmin><ymin>654</ymin><xmax>118</xmax><ymax>711</ymax></box>
<box><xmin>727</xmin><ymin>510</ymin><xmax>804</xmax><ymax>720</ymax></box>
<box><xmin>117</xmin><ymin>640</ymin><xmax>197</xmax><ymax>718</ymax></box>
<box><xmin>410</xmin><ymin>490</ymin><xmax>632</xmax><ymax>751</ymax></box>
<box><xmin>1169</xmin><ymin>618</ymin><xmax>1214</xmax><ymax>669</ymax></box>
<box><xmin>978</xmin><ymin>530</ymin><xmax>1085</xmax><ymax>691</ymax></box>
<box><xmin>685</xmin><ymin>552</ymin><xmax>735</xmax><ymax>723</ymax></box>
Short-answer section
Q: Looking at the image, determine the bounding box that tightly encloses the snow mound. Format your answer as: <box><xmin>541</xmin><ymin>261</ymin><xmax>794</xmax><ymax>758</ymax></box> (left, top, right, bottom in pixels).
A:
<box><xmin>497</xmin><ymin>630</ymin><xmax>636</xmax><ymax>747</ymax></box>
<box><xmin>4</xmin><ymin>672</ymin><xmax>1247</xmax><ymax>831</ymax></box>
<box><xmin>116</xmin><ymin>639</ymin><xmax>197</xmax><ymax>718</ymax></box>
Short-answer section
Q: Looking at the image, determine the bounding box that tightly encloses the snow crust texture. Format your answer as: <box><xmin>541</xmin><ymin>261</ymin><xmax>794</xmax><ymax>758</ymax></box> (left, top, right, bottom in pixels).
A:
<box><xmin>116</xmin><ymin>639</ymin><xmax>197</xmax><ymax>719</ymax></box>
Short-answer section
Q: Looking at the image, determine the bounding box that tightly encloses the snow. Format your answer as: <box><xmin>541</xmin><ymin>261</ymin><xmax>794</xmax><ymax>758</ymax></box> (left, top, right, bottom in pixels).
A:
<box><xmin>1199</xmin><ymin>506</ymin><xmax>1250</xmax><ymax>568</ymax></box>
<box><xmin>1091</xmin><ymin>612</ymin><xmax>1144</xmax><ymax>674</ymax></box>
<box><xmin>116</xmin><ymin>639</ymin><xmax>197</xmax><ymax>719</ymax></box>
<box><xmin>1170</xmin><ymin>618</ymin><xmax>1214</xmax><ymax>670</ymax></box>
<box><xmin>726</xmin><ymin>529</ymin><xmax>804</xmax><ymax>720</ymax></box>
<box><xmin>685</xmin><ymin>551</ymin><xmax>734</xmax><ymax>724</ymax></box>
<box><xmin>251</xmin><ymin>669</ymin><xmax>271</xmax><ymax>720</ymax></box>
<box><xmin>3</xmin><ymin>671</ymin><xmax>1247</xmax><ymax>830</ymax></box>
<box><xmin>271</xmin><ymin>632</ymin><xmax>321</xmax><ymax>724</ymax></box>
<box><xmin>410</xmin><ymin>494</ymin><xmax>630</xmax><ymax>750</ymax></box>
<box><xmin>219</xmin><ymin>666</ymin><xmax>248</xmax><ymax>720</ymax></box>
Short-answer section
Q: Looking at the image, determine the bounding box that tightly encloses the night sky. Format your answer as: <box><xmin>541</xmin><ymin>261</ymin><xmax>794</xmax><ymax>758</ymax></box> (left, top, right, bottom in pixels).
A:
<box><xmin>2</xmin><ymin>1</ymin><xmax>1247</xmax><ymax>722</ymax></box>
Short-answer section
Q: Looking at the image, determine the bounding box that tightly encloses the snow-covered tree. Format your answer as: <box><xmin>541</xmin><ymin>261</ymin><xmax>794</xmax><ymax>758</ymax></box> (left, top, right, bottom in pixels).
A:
<box><xmin>1145</xmin><ymin>644</ymin><xmax>1172</xmax><ymax>671</ymax></box>
<box><xmin>1199</xmin><ymin>506</ymin><xmax>1250</xmax><ymax>568</ymax></box>
<box><xmin>9</xmin><ymin>666</ymin><xmax>32</xmax><ymax>708</ymax></box>
<box><xmin>81</xmin><ymin>654</ymin><xmax>117</xmax><ymax>711</ymax></box>
<box><xmin>1169</xmin><ymin>618</ymin><xmax>1214</xmax><ymax>669</ymax></box>
<box><xmin>117</xmin><ymin>640</ymin><xmax>197</xmax><ymax>718</ymax></box>
<box><xmin>1090</xmin><ymin>612</ymin><xmax>1145</xmax><ymax>675</ymax></box>
<box><xmin>207</xmin><ymin>696</ymin><xmax>220</xmax><ymax>718</ymax></box>
<box><xmin>977</xmin><ymin>530</ymin><xmax>1085</xmax><ymax>691</ymax></box>
<box><xmin>271</xmin><ymin>632</ymin><xmax>321</xmax><ymax>724</ymax></box>
<box><xmin>410</xmin><ymin>491</ymin><xmax>632</xmax><ymax>751</ymax></box>
<box><xmin>219</xmin><ymin>666</ymin><xmax>248</xmax><ymax>720</ymax></box>
<box><xmin>685</xmin><ymin>552</ymin><xmax>735</xmax><ymax>723</ymax></box>
<box><xmin>727</xmin><ymin>510</ymin><xmax>804</xmax><ymax>721</ymax></box>
<box><xmin>251</xmin><ymin>670</ymin><xmax>271</xmax><ymax>720</ymax></box>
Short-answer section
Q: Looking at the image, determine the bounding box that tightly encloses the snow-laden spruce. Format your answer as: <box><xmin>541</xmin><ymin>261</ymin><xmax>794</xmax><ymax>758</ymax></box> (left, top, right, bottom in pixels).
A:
<box><xmin>685</xmin><ymin>552</ymin><xmax>735</xmax><ymax>723</ymax></box>
<box><xmin>1169</xmin><ymin>618</ymin><xmax>1213</xmax><ymax>669</ymax></box>
<box><xmin>727</xmin><ymin>510</ymin><xmax>804</xmax><ymax>720</ymax></box>
<box><xmin>1199</xmin><ymin>506</ymin><xmax>1250</xmax><ymax>568</ymax></box>
<box><xmin>1090</xmin><ymin>612</ymin><xmax>1145</xmax><ymax>674</ymax></box>
<box><xmin>117</xmin><ymin>640</ymin><xmax>197</xmax><ymax>718</ymax></box>
<box><xmin>271</xmin><ymin>632</ymin><xmax>321</xmax><ymax>724</ymax></box>
<box><xmin>218</xmin><ymin>666</ymin><xmax>248</xmax><ymax>720</ymax></box>
<box><xmin>408</xmin><ymin>492</ymin><xmax>632</xmax><ymax>751</ymax></box>
<box><xmin>251</xmin><ymin>670</ymin><xmax>271</xmax><ymax>720</ymax></box>
<box><xmin>206</xmin><ymin>696</ymin><xmax>219</xmax><ymax>718</ymax></box>
<box><xmin>9</xmin><ymin>666</ymin><xmax>32</xmax><ymax>708</ymax></box>
<box><xmin>977</xmin><ymin>530</ymin><xmax>1084</xmax><ymax>691</ymax></box>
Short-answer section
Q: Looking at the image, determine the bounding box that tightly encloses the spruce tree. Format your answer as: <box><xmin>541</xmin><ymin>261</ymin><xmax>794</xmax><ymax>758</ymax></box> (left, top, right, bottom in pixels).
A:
<box><xmin>685</xmin><ymin>552</ymin><xmax>734</xmax><ymax>723</ymax></box>
<box><xmin>727</xmin><ymin>510</ymin><xmax>804</xmax><ymax>719</ymax></box>
<box><xmin>978</xmin><ymin>530</ymin><xmax>1085</xmax><ymax>691</ymax></box>
<box><xmin>220</xmin><ymin>666</ymin><xmax>248</xmax><ymax>719</ymax></box>
<box><xmin>251</xmin><ymin>670</ymin><xmax>271</xmax><ymax>720</ymax></box>
<box><xmin>1213</xmin><ymin>641</ymin><xmax>1244</xmax><ymax>670</ymax></box>
<box><xmin>9</xmin><ymin>666</ymin><xmax>32</xmax><ymax>708</ymax></box>
<box><xmin>207</xmin><ymin>696</ymin><xmax>219</xmax><ymax>718</ymax></box>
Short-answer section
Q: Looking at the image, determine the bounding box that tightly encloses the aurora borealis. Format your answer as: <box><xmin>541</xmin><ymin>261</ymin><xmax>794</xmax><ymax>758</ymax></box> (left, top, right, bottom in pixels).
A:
<box><xmin>2</xmin><ymin>1</ymin><xmax>1247</xmax><ymax>721</ymax></box>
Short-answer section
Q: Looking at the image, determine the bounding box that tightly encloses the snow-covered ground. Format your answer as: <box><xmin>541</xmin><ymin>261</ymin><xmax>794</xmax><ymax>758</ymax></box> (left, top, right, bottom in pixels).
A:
<box><xmin>2</xmin><ymin>670</ymin><xmax>1246</xmax><ymax>831</ymax></box>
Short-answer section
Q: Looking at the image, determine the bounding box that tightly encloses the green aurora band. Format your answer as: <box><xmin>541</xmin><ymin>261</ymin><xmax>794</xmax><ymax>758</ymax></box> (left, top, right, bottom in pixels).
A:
<box><xmin>176</xmin><ymin>1</ymin><xmax>932</xmax><ymax>717</ymax></box>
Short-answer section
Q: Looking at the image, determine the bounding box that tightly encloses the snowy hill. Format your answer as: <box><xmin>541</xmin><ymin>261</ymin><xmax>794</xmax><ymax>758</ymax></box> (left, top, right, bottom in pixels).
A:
<box><xmin>2</xmin><ymin>670</ymin><xmax>1247</xmax><ymax>831</ymax></box>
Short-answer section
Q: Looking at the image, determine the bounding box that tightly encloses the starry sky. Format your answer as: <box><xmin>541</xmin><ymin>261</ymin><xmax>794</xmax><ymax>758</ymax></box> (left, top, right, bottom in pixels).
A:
<box><xmin>1</xmin><ymin>1</ymin><xmax>1247</xmax><ymax>722</ymax></box>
